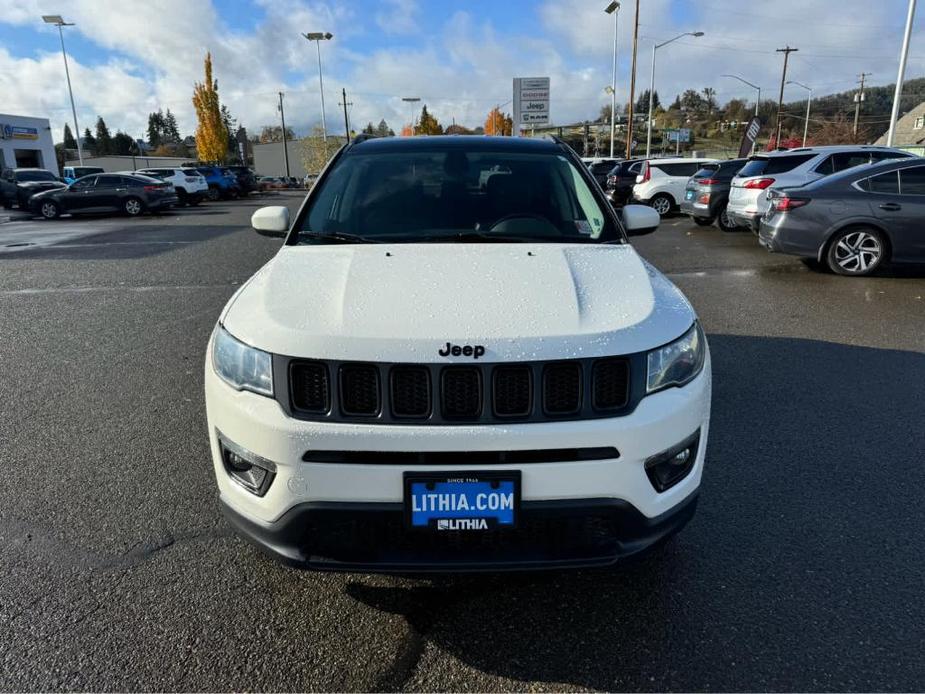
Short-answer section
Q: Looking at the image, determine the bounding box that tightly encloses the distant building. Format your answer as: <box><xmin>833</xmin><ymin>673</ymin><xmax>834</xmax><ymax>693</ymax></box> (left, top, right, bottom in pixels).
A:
<box><xmin>0</xmin><ymin>113</ymin><xmax>58</xmax><ymax>174</ymax></box>
<box><xmin>253</xmin><ymin>136</ymin><xmax>347</xmax><ymax>177</ymax></box>
<box><xmin>874</xmin><ymin>101</ymin><xmax>925</xmax><ymax>154</ymax></box>
<box><xmin>63</xmin><ymin>154</ymin><xmax>192</xmax><ymax>172</ymax></box>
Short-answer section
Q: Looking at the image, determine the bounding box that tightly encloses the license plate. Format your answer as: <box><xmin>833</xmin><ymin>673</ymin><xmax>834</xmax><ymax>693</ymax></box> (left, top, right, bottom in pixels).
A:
<box><xmin>404</xmin><ymin>472</ymin><xmax>520</xmax><ymax>530</ymax></box>
<box><xmin>685</xmin><ymin>189</ymin><xmax>695</xmax><ymax>200</ymax></box>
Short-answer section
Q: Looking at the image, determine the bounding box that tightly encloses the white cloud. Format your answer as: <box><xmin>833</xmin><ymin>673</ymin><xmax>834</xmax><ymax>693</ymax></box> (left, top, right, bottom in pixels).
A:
<box><xmin>1</xmin><ymin>0</ymin><xmax>923</xmax><ymax>146</ymax></box>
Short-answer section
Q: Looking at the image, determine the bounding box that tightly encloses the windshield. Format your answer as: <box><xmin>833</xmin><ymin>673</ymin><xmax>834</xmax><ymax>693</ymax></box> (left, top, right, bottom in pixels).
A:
<box><xmin>298</xmin><ymin>147</ymin><xmax>619</xmax><ymax>244</ymax></box>
<box><xmin>737</xmin><ymin>154</ymin><xmax>815</xmax><ymax>177</ymax></box>
<box><xmin>16</xmin><ymin>170</ymin><xmax>57</xmax><ymax>182</ymax></box>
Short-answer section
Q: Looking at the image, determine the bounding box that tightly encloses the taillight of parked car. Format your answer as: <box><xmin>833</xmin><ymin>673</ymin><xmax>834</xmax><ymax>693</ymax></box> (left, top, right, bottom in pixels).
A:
<box><xmin>696</xmin><ymin>178</ymin><xmax>720</xmax><ymax>185</ymax></box>
<box><xmin>770</xmin><ymin>195</ymin><xmax>809</xmax><ymax>212</ymax></box>
<box><xmin>640</xmin><ymin>161</ymin><xmax>651</xmax><ymax>182</ymax></box>
<box><xmin>743</xmin><ymin>177</ymin><xmax>775</xmax><ymax>190</ymax></box>
<box><xmin>143</xmin><ymin>185</ymin><xmax>163</xmax><ymax>192</ymax></box>
<box><xmin>697</xmin><ymin>193</ymin><xmax>710</xmax><ymax>204</ymax></box>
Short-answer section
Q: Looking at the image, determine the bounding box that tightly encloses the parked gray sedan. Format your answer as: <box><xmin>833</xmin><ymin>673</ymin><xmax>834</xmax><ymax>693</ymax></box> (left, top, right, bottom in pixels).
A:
<box><xmin>759</xmin><ymin>157</ymin><xmax>925</xmax><ymax>276</ymax></box>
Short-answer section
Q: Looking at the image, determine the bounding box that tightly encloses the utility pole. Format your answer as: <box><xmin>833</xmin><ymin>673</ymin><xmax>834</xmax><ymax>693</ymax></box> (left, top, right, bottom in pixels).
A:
<box><xmin>625</xmin><ymin>0</ymin><xmax>640</xmax><ymax>158</ymax></box>
<box><xmin>887</xmin><ymin>0</ymin><xmax>917</xmax><ymax>146</ymax></box>
<box><xmin>853</xmin><ymin>72</ymin><xmax>872</xmax><ymax>137</ymax></box>
<box><xmin>774</xmin><ymin>46</ymin><xmax>798</xmax><ymax>146</ymax></box>
<box><xmin>278</xmin><ymin>92</ymin><xmax>290</xmax><ymax>178</ymax></box>
<box><xmin>339</xmin><ymin>88</ymin><xmax>353</xmax><ymax>143</ymax></box>
<box><xmin>605</xmin><ymin>1</ymin><xmax>620</xmax><ymax>158</ymax></box>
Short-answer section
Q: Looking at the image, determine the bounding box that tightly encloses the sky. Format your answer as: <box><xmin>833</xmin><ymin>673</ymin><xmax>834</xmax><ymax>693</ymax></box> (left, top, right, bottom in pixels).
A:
<box><xmin>1</xmin><ymin>0</ymin><xmax>923</xmax><ymax>143</ymax></box>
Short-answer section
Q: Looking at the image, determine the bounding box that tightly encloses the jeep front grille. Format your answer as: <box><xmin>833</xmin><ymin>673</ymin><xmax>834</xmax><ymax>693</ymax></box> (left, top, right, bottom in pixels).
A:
<box><xmin>280</xmin><ymin>354</ymin><xmax>637</xmax><ymax>425</ymax></box>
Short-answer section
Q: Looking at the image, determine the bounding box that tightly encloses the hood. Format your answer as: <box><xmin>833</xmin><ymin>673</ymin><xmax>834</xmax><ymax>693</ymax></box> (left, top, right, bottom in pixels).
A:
<box><xmin>30</xmin><ymin>184</ymin><xmax>67</xmax><ymax>199</ymax></box>
<box><xmin>20</xmin><ymin>180</ymin><xmax>65</xmax><ymax>191</ymax></box>
<box><xmin>222</xmin><ymin>244</ymin><xmax>696</xmax><ymax>362</ymax></box>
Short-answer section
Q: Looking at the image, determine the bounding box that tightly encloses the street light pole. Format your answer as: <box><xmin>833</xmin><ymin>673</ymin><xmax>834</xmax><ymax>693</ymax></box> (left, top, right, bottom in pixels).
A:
<box><xmin>888</xmin><ymin>0</ymin><xmax>917</xmax><ymax>146</ymax></box>
<box><xmin>43</xmin><ymin>15</ymin><xmax>83</xmax><ymax>165</ymax></box>
<box><xmin>302</xmin><ymin>32</ymin><xmax>333</xmax><ymax>143</ymax></box>
<box><xmin>722</xmin><ymin>74</ymin><xmax>761</xmax><ymax>153</ymax></box>
<box><xmin>646</xmin><ymin>31</ymin><xmax>703</xmax><ymax>158</ymax></box>
<box><xmin>605</xmin><ymin>2</ymin><xmax>620</xmax><ymax>158</ymax></box>
<box><xmin>402</xmin><ymin>97</ymin><xmax>421</xmax><ymax>135</ymax></box>
<box><xmin>787</xmin><ymin>81</ymin><xmax>812</xmax><ymax>147</ymax></box>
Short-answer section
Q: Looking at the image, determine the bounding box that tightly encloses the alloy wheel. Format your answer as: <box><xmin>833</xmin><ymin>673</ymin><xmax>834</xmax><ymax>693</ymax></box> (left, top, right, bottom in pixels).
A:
<box><xmin>125</xmin><ymin>199</ymin><xmax>142</xmax><ymax>216</ymax></box>
<box><xmin>41</xmin><ymin>202</ymin><xmax>57</xmax><ymax>219</ymax></box>
<box><xmin>651</xmin><ymin>196</ymin><xmax>671</xmax><ymax>216</ymax></box>
<box><xmin>834</xmin><ymin>230</ymin><xmax>881</xmax><ymax>274</ymax></box>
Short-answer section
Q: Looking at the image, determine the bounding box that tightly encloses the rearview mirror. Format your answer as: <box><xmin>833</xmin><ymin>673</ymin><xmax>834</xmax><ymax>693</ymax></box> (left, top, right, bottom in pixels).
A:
<box><xmin>621</xmin><ymin>204</ymin><xmax>660</xmax><ymax>237</ymax></box>
<box><xmin>251</xmin><ymin>206</ymin><xmax>289</xmax><ymax>238</ymax></box>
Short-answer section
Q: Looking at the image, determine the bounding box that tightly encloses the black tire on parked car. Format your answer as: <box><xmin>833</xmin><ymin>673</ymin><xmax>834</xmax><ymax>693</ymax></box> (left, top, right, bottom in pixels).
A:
<box><xmin>39</xmin><ymin>200</ymin><xmax>60</xmax><ymax>219</ymax></box>
<box><xmin>207</xmin><ymin>186</ymin><xmax>220</xmax><ymax>201</ymax></box>
<box><xmin>176</xmin><ymin>189</ymin><xmax>188</xmax><ymax>207</ymax></box>
<box><xmin>123</xmin><ymin>196</ymin><xmax>145</xmax><ymax>217</ymax></box>
<box><xmin>693</xmin><ymin>217</ymin><xmax>714</xmax><ymax>226</ymax></box>
<box><xmin>649</xmin><ymin>193</ymin><xmax>673</xmax><ymax>217</ymax></box>
<box><xmin>825</xmin><ymin>226</ymin><xmax>887</xmax><ymax>277</ymax></box>
<box><xmin>717</xmin><ymin>204</ymin><xmax>737</xmax><ymax>232</ymax></box>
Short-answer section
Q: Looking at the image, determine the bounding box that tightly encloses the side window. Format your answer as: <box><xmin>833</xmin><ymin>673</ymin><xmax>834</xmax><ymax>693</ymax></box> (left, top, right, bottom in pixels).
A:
<box><xmin>95</xmin><ymin>175</ymin><xmax>121</xmax><ymax>187</ymax></box>
<box><xmin>871</xmin><ymin>151</ymin><xmax>910</xmax><ymax>163</ymax></box>
<box><xmin>814</xmin><ymin>156</ymin><xmax>835</xmax><ymax>176</ymax></box>
<box><xmin>899</xmin><ymin>166</ymin><xmax>925</xmax><ymax>195</ymax></box>
<box><xmin>121</xmin><ymin>176</ymin><xmax>144</xmax><ymax>187</ymax></box>
<box><xmin>868</xmin><ymin>171</ymin><xmax>899</xmax><ymax>194</ymax></box>
<box><xmin>71</xmin><ymin>176</ymin><xmax>97</xmax><ymax>190</ymax></box>
<box><xmin>628</xmin><ymin>162</ymin><xmax>642</xmax><ymax>174</ymax></box>
<box><xmin>831</xmin><ymin>152</ymin><xmax>872</xmax><ymax>173</ymax></box>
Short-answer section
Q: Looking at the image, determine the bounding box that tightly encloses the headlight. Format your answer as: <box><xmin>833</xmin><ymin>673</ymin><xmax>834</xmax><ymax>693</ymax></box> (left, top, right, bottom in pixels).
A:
<box><xmin>212</xmin><ymin>325</ymin><xmax>274</xmax><ymax>396</ymax></box>
<box><xmin>646</xmin><ymin>322</ymin><xmax>706</xmax><ymax>394</ymax></box>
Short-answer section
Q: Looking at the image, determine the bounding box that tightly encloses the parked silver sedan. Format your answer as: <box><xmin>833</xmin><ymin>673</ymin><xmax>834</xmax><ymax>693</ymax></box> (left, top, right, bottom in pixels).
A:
<box><xmin>759</xmin><ymin>157</ymin><xmax>925</xmax><ymax>276</ymax></box>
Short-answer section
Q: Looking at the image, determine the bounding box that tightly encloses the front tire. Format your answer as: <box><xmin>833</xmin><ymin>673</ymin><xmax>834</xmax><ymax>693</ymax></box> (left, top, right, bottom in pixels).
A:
<box><xmin>207</xmin><ymin>186</ymin><xmax>220</xmax><ymax>202</ymax></box>
<box><xmin>123</xmin><ymin>197</ymin><xmax>144</xmax><ymax>217</ymax></box>
<box><xmin>825</xmin><ymin>227</ymin><xmax>886</xmax><ymax>276</ymax></box>
<box><xmin>649</xmin><ymin>194</ymin><xmax>673</xmax><ymax>217</ymax></box>
<box><xmin>39</xmin><ymin>200</ymin><xmax>60</xmax><ymax>219</ymax></box>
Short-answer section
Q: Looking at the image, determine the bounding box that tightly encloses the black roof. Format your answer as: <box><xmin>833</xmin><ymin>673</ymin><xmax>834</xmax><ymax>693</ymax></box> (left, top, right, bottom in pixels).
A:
<box><xmin>347</xmin><ymin>135</ymin><xmax>562</xmax><ymax>154</ymax></box>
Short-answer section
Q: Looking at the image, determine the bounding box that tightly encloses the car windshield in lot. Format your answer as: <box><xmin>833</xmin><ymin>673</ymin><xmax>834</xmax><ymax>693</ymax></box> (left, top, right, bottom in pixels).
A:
<box><xmin>299</xmin><ymin>145</ymin><xmax>617</xmax><ymax>244</ymax></box>
<box><xmin>737</xmin><ymin>154</ymin><xmax>815</xmax><ymax>177</ymax></box>
<box><xmin>15</xmin><ymin>170</ymin><xmax>58</xmax><ymax>182</ymax></box>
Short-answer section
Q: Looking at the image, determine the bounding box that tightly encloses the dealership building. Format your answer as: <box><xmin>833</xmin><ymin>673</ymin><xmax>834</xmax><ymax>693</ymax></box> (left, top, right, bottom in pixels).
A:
<box><xmin>0</xmin><ymin>114</ymin><xmax>58</xmax><ymax>175</ymax></box>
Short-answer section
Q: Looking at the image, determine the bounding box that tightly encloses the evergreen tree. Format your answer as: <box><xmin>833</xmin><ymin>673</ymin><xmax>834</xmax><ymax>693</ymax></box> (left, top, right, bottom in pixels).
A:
<box><xmin>95</xmin><ymin>116</ymin><xmax>112</xmax><ymax>155</ymax></box>
<box><xmin>63</xmin><ymin>123</ymin><xmax>77</xmax><ymax>149</ymax></box>
<box><xmin>163</xmin><ymin>109</ymin><xmax>181</xmax><ymax>142</ymax></box>
<box><xmin>220</xmin><ymin>104</ymin><xmax>236</xmax><ymax>158</ymax></box>
<box><xmin>417</xmin><ymin>105</ymin><xmax>442</xmax><ymax>135</ymax></box>
<box><xmin>375</xmin><ymin>119</ymin><xmax>392</xmax><ymax>137</ymax></box>
<box><xmin>635</xmin><ymin>89</ymin><xmax>660</xmax><ymax>113</ymax></box>
<box><xmin>82</xmin><ymin>127</ymin><xmax>97</xmax><ymax>152</ymax></box>
<box><xmin>363</xmin><ymin>122</ymin><xmax>375</xmax><ymax>135</ymax></box>
<box><xmin>147</xmin><ymin>110</ymin><xmax>165</xmax><ymax>148</ymax></box>
<box><xmin>111</xmin><ymin>131</ymin><xmax>135</xmax><ymax>155</ymax></box>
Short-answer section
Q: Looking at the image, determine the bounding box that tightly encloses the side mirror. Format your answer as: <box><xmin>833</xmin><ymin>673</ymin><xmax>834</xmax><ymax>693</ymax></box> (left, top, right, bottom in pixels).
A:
<box><xmin>622</xmin><ymin>204</ymin><xmax>660</xmax><ymax>237</ymax></box>
<box><xmin>251</xmin><ymin>205</ymin><xmax>289</xmax><ymax>238</ymax></box>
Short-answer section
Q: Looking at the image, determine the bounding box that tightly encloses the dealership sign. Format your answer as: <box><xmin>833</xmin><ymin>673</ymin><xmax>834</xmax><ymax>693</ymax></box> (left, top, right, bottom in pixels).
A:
<box><xmin>513</xmin><ymin>77</ymin><xmax>550</xmax><ymax>129</ymax></box>
<box><xmin>0</xmin><ymin>123</ymin><xmax>39</xmax><ymax>141</ymax></box>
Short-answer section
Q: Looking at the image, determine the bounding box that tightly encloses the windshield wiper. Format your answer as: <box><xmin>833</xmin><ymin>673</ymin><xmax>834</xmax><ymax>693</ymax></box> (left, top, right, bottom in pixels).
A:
<box><xmin>417</xmin><ymin>231</ymin><xmax>530</xmax><ymax>243</ymax></box>
<box><xmin>299</xmin><ymin>231</ymin><xmax>380</xmax><ymax>244</ymax></box>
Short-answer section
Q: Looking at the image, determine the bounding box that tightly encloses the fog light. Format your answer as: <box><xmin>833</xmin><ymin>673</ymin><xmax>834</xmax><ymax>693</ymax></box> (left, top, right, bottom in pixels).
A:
<box><xmin>217</xmin><ymin>431</ymin><xmax>277</xmax><ymax>496</ymax></box>
<box><xmin>645</xmin><ymin>430</ymin><xmax>700</xmax><ymax>492</ymax></box>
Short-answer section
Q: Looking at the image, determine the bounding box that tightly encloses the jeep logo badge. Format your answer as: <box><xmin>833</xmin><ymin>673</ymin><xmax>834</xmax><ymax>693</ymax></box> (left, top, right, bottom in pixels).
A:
<box><xmin>438</xmin><ymin>342</ymin><xmax>485</xmax><ymax>359</ymax></box>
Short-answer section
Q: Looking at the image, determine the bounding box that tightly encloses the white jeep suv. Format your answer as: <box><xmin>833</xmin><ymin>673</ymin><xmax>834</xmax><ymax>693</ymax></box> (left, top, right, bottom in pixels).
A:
<box><xmin>205</xmin><ymin>136</ymin><xmax>711</xmax><ymax>572</ymax></box>
<box><xmin>135</xmin><ymin>167</ymin><xmax>208</xmax><ymax>206</ymax></box>
<box><xmin>632</xmin><ymin>157</ymin><xmax>718</xmax><ymax>217</ymax></box>
<box><xmin>727</xmin><ymin>145</ymin><xmax>914</xmax><ymax>232</ymax></box>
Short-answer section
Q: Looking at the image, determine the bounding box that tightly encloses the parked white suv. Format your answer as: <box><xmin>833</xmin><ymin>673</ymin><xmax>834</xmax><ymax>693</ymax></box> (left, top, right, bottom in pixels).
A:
<box><xmin>633</xmin><ymin>157</ymin><xmax>718</xmax><ymax>216</ymax></box>
<box><xmin>204</xmin><ymin>136</ymin><xmax>711</xmax><ymax>572</ymax></box>
<box><xmin>135</xmin><ymin>167</ymin><xmax>208</xmax><ymax>206</ymax></box>
<box><xmin>727</xmin><ymin>145</ymin><xmax>914</xmax><ymax>232</ymax></box>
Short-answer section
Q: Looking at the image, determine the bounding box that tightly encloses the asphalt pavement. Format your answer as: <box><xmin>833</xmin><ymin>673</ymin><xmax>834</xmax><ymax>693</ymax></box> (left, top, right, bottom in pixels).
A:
<box><xmin>1</xmin><ymin>195</ymin><xmax>923</xmax><ymax>691</ymax></box>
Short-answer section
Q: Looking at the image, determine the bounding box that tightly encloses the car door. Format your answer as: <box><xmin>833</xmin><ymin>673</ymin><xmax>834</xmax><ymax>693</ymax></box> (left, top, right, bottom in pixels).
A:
<box><xmin>61</xmin><ymin>175</ymin><xmax>98</xmax><ymax>211</ymax></box>
<box><xmin>869</xmin><ymin>165</ymin><xmax>925</xmax><ymax>260</ymax></box>
<box><xmin>92</xmin><ymin>174</ymin><xmax>125</xmax><ymax>211</ymax></box>
<box><xmin>666</xmin><ymin>162</ymin><xmax>702</xmax><ymax>201</ymax></box>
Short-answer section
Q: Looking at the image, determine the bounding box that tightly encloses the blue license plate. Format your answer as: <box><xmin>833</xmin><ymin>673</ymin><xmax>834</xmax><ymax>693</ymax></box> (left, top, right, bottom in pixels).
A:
<box><xmin>405</xmin><ymin>473</ymin><xmax>519</xmax><ymax>530</ymax></box>
<box><xmin>685</xmin><ymin>190</ymin><xmax>695</xmax><ymax>200</ymax></box>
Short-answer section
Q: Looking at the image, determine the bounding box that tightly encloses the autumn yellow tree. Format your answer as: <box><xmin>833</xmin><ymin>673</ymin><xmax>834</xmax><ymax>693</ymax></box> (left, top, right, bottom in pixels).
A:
<box><xmin>192</xmin><ymin>52</ymin><xmax>226</xmax><ymax>162</ymax></box>
<box><xmin>484</xmin><ymin>107</ymin><xmax>513</xmax><ymax>136</ymax></box>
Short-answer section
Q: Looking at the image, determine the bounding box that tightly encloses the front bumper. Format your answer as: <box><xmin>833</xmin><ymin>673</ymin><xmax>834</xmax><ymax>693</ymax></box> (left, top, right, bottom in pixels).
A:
<box><xmin>220</xmin><ymin>491</ymin><xmax>699</xmax><ymax>572</ymax></box>
<box><xmin>205</xmin><ymin>344</ymin><xmax>711</xmax><ymax>572</ymax></box>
